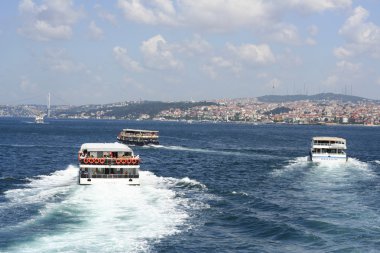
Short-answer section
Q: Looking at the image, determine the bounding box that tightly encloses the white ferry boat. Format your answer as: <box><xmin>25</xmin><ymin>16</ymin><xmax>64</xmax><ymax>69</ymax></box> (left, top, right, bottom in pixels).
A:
<box><xmin>117</xmin><ymin>129</ymin><xmax>159</xmax><ymax>146</ymax></box>
<box><xmin>35</xmin><ymin>115</ymin><xmax>44</xmax><ymax>124</ymax></box>
<box><xmin>78</xmin><ymin>143</ymin><xmax>140</xmax><ymax>185</ymax></box>
<box><xmin>308</xmin><ymin>136</ymin><xmax>348</xmax><ymax>162</ymax></box>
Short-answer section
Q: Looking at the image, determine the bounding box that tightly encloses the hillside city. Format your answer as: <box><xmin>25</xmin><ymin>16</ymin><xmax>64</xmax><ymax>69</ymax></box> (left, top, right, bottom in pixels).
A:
<box><xmin>156</xmin><ymin>98</ymin><xmax>380</xmax><ymax>125</ymax></box>
<box><xmin>1</xmin><ymin>93</ymin><xmax>379</xmax><ymax>126</ymax></box>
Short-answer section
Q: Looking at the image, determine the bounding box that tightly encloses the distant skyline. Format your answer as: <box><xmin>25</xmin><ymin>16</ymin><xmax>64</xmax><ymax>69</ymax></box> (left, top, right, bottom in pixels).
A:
<box><xmin>1</xmin><ymin>0</ymin><xmax>380</xmax><ymax>105</ymax></box>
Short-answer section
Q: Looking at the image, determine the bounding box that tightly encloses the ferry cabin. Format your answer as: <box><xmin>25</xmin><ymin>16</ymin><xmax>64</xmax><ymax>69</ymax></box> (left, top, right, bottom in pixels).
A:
<box><xmin>78</xmin><ymin>143</ymin><xmax>140</xmax><ymax>185</ymax></box>
<box><xmin>309</xmin><ymin>137</ymin><xmax>347</xmax><ymax>162</ymax></box>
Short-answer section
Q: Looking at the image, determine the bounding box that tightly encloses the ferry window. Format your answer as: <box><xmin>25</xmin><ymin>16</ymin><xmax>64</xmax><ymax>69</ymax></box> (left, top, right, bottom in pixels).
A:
<box><xmin>89</xmin><ymin>151</ymin><xmax>96</xmax><ymax>157</ymax></box>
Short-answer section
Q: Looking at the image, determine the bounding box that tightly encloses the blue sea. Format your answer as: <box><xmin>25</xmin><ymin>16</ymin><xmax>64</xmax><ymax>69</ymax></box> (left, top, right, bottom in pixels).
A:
<box><xmin>1</xmin><ymin>118</ymin><xmax>380</xmax><ymax>253</ymax></box>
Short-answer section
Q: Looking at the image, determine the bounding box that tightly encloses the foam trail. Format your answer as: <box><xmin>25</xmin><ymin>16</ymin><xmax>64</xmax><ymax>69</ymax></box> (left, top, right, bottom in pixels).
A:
<box><xmin>148</xmin><ymin>144</ymin><xmax>275</xmax><ymax>159</ymax></box>
<box><xmin>272</xmin><ymin>157</ymin><xmax>376</xmax><ymax>178</ymax></box>
<box><xmin>3</xmin><ymin>166</ymin><xmax>206</xmax><ymax>253</ymax></box>
<box><xmin>4</xmin><ymin>165</ymin><xmax>78</xmax><ymax>205</ymax></box>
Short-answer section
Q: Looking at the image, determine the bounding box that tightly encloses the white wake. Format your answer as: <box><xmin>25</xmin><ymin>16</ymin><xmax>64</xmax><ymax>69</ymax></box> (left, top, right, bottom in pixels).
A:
<box><xmin>3</xmin><ymin>165</ymin><xmax>206</xmax><ymax>253</ymax></box>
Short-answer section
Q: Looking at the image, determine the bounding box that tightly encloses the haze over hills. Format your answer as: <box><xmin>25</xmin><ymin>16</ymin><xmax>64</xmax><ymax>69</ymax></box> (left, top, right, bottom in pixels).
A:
<box><xmin>257</xmin><ymin>93</ymin><xmax>378</xmax><ymax>103</ymax></box>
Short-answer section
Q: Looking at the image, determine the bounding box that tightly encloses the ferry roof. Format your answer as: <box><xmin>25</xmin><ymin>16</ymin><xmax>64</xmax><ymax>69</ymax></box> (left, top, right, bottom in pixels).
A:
<box><xmin>312</xmin><ymin>136</ymin><xmax>346</xmax><ymax>142</ymax></box>
<box><xmin>80</xmin><ymin>143</ymin><xmax>132</xmax><ymax>152</ymax></box>
<box><xmin>122</xmin><ymin>128</ymin><xmax>159</xmax><ymax>133</ymax></box>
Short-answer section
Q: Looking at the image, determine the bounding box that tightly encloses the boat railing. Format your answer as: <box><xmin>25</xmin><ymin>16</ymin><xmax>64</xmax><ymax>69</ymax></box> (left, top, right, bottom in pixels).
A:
<box><xmin>313</xmin><ymin>142</ymin><xmax>345</xmax><ymax>146</ymax></box>
<box><xmin>311</xmin><ymin>150</ymin><xmax>346</xmax><ymax>155</ymax></box>
<box><xmin>119</xmin><ymin>131</ymin><xmax>158</xmax><ymax>137</ymax></box>
<box><xmin>79</xmin><ymin>156</ymin><xmax>140</xmax><ymax>165</ymax></box>
<box><xmin>312</xmin><ymin>143</ymin><xmax>346</xmax><ymax>149</ymax></box>
<box><xmin>80</xmin><ymin>174</ymin><xmax>139</xmax><ymax>179</ymax></box>
<box><xmin>119</xmin><ymin>135</ymin><xmax>159</xmax><ymax>139</ymax></box>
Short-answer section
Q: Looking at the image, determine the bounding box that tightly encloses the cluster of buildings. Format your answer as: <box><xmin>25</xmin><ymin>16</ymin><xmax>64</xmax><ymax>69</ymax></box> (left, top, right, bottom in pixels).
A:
<box><xmin>1</xmin><ymin>96</ymin><xmax>379</xmax><ymax>126</ymax></box>
<box><xmin>156</xmin><ymin>98</ymin><xmax>380</xmax><ymax>125</ymax></box>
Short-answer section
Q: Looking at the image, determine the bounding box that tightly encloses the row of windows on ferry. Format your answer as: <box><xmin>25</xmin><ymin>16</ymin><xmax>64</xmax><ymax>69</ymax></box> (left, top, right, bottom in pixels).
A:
<box><xmin>81</xmin><ymin>167</ymin><xmax>138</xmax><ymax>175</ymax></box>
<box><xmin>83</xmin><ymin>151</ymin><xmax>133</xmax><ymax>158</ymax></box>
<box><xmin>313</xmin><ymin>140</ymin><xmax>345</xmax><ymax>144</ymax></box>
<box><xmin>312</xmin><ymin>148</ymin><xmax>345</xmax><ymax>154</ymax></box>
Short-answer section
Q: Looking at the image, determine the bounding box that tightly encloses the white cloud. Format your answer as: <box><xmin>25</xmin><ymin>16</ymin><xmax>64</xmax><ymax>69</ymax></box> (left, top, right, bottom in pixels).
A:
<box><xmin>202</xmin><ymin>56</ymin><xmax>242</xmax><ymax>79</ymax></box>
<box><xmin>113</xmin><ymin>46</ymin><xmax>142</xmax><ymax>72</ymax></box>
<box><xmin>323</xmin><ymin>60</ymin><xmax>362</xmax><ymax>89</ymax></box>
<box><xmin>336</xmin><ymin>60</ymin><xmax>361</xmax><ymax>72</ymax></box>
<box><xmin>116</xmin><ymin>0</ymin><xmax>351</xmax><ymax>34</ymax></box>
<box><xmin>89</xmin><ymin>21</ymin><xmax>104</xmax><ymax>40</ymax></box>
<box><xmin>268</xmin><ymin>23</ymin><xmax>301</xmax><ymax>45</ymax></box>
<box><xmin>227</xmin><ymin>43</ymin><xmax>276</xmax><ymax>65</ymax></box>
<box><xmin>179</xmin><ymin>0</ymin><xmax>277</xmax><ymax>32</ymax></box>
<box><xmin>140</xmin><ymin>34</ymin><xmax>182</xmax><ymax>70</ymax></box>
<box><xmin>334</xmin><ymin>46</ymin><xmax>352</xmax><ymax>58</ymax></box>
<box><xmin>337</xmin><ymin>6</ymin><xmax>380</xmax><ymax>58</ymax></box>
<box><xmin>287</xmin><ymin>0</ymin><xmax>351</xmax><ymax>13</ymax></box>
<box><xmin>32</xmin><ymin>20</ymin><xmax>72</xmax><ymax>40</ymax></box>
<box><xmin>173</xmin><ymin>34</ymin><xmax>211</xmax><ymax>56</ymax></box>
<box><xmin>339</xmin><ymin>6</ymin><xmax>380</xmax><ymax>45</ymax></box>
<box><xmin>95</xmin><ymin>5</ymin><xmax>117</xmax><ymax>25</ymax></box>
<box><xmin>18</xmin><ymin>0</ymin><xmax>84</xmax><ymax>41</ymax></box>
<box><xmin>43</xmin><ymin>48</ymin><xmax>86</xmax><ymax>73</ymax></box>
<box><xmin>117</xmin><ymin>0</ymin><xmax>177</xmax><ymax>25</ymax></box>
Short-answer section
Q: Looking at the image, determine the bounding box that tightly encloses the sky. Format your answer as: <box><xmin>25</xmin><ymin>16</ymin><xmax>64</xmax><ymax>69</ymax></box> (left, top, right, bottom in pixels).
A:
<box><xmin>0</xmin><ymin>0</ymin><xmax>380</xmax><ymax>105</ymax></box>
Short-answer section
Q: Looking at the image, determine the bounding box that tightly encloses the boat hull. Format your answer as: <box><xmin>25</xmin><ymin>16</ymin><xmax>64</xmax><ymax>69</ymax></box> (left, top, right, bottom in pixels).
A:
<box><xmin>309</xmin><ymin>154</ymin><xmax>347</xmax><ymax>162</ymax></box>
<box><xmin>118</xmin><ymin>138</ymin><xmax>159</xmax><ymax>146</ymax></box>
<box><xmin>79</xmin><ymin>177</ymin><xmax>140</xmax><ymax>185</ymax></box>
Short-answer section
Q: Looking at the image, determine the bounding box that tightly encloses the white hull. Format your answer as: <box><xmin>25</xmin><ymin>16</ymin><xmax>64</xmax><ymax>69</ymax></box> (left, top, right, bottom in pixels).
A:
<box><xmin>79</xmin><ymin>177</ymin><xmax>140</xmax><ymax>185</ymax></box>
<box><xmin>309</xmin><ymin>154</ymin><xmax>347</xmax><ymax>162</ymax></box>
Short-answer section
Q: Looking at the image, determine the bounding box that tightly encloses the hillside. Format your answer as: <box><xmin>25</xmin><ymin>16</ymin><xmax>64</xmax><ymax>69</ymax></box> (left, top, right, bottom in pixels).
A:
<box><xmin>53</xmin><ymin>101</ymin><xmax>217</xmax><ymax>119</ymax></box>
<box><xmin>257</xmin><ymin>93</ymin><xmax>376</xmax><ymax>103</ymax></box>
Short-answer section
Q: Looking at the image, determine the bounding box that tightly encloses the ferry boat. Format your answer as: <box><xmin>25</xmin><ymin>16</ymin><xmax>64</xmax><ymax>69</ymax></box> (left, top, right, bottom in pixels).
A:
<box><xmin>308</xmin><ymin>136</ymin><xmax>348</xmax><ymax>162</ymax></box>
<box><xmin>117</xmin><ymin>129</ymin><xmax>159</xmax><ymax>146</ymax></box>
<box><xmin>35</xmin><ymin>115</ymin><xmax>44</xmax><ymax>124</ymax></box>
<box><xmin>78</xmin><ymin>143</ymin><xmax>140</xmax><ymax>185</ymax></box>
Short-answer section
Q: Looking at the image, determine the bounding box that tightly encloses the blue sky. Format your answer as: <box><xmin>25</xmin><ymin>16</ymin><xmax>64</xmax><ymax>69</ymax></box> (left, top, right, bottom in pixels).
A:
<box><xmin>1</xmin><ymin>0</ymin><xmax>380</xmax><ymax>105</ymax></box>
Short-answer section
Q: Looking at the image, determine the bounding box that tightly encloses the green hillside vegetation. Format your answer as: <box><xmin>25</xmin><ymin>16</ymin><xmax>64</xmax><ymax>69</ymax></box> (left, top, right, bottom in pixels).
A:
<box><xmin>264</xmin><ymin>106</ymin><xmax>292</xmax><ymax>115</ymax></box>
<box><xmin>57</xmin><ymin>101</ymin><xmax>217</xmax><ymax>119</ymax></box>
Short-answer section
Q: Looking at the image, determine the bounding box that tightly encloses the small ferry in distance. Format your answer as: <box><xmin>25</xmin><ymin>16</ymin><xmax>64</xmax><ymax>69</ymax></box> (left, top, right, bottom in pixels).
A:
<box><xmin>308</xmin><ymin>136</ymin><xmax>348</xmax><ymax>162</ymax></box>
<box><xmin>117</xmin><ymin>129</ymin><xmax>159</xmax><ymax>146</ymax></box>
<box><xmin>78</xmin><ymin>143</ymin><xmax>140</xmax><ymax>185</ymax></box>
<box><xmin>35</xmin><ymin>115</ymin><xmax>45</xmax><ymax>124</ymax></box>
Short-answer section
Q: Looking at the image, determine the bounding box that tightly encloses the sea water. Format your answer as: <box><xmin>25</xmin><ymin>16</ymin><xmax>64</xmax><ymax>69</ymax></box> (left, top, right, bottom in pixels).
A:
<box><xmin>0</xmin><ymin>118</ymin><xmax>380</xmax><ymax>252</ymax></box>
